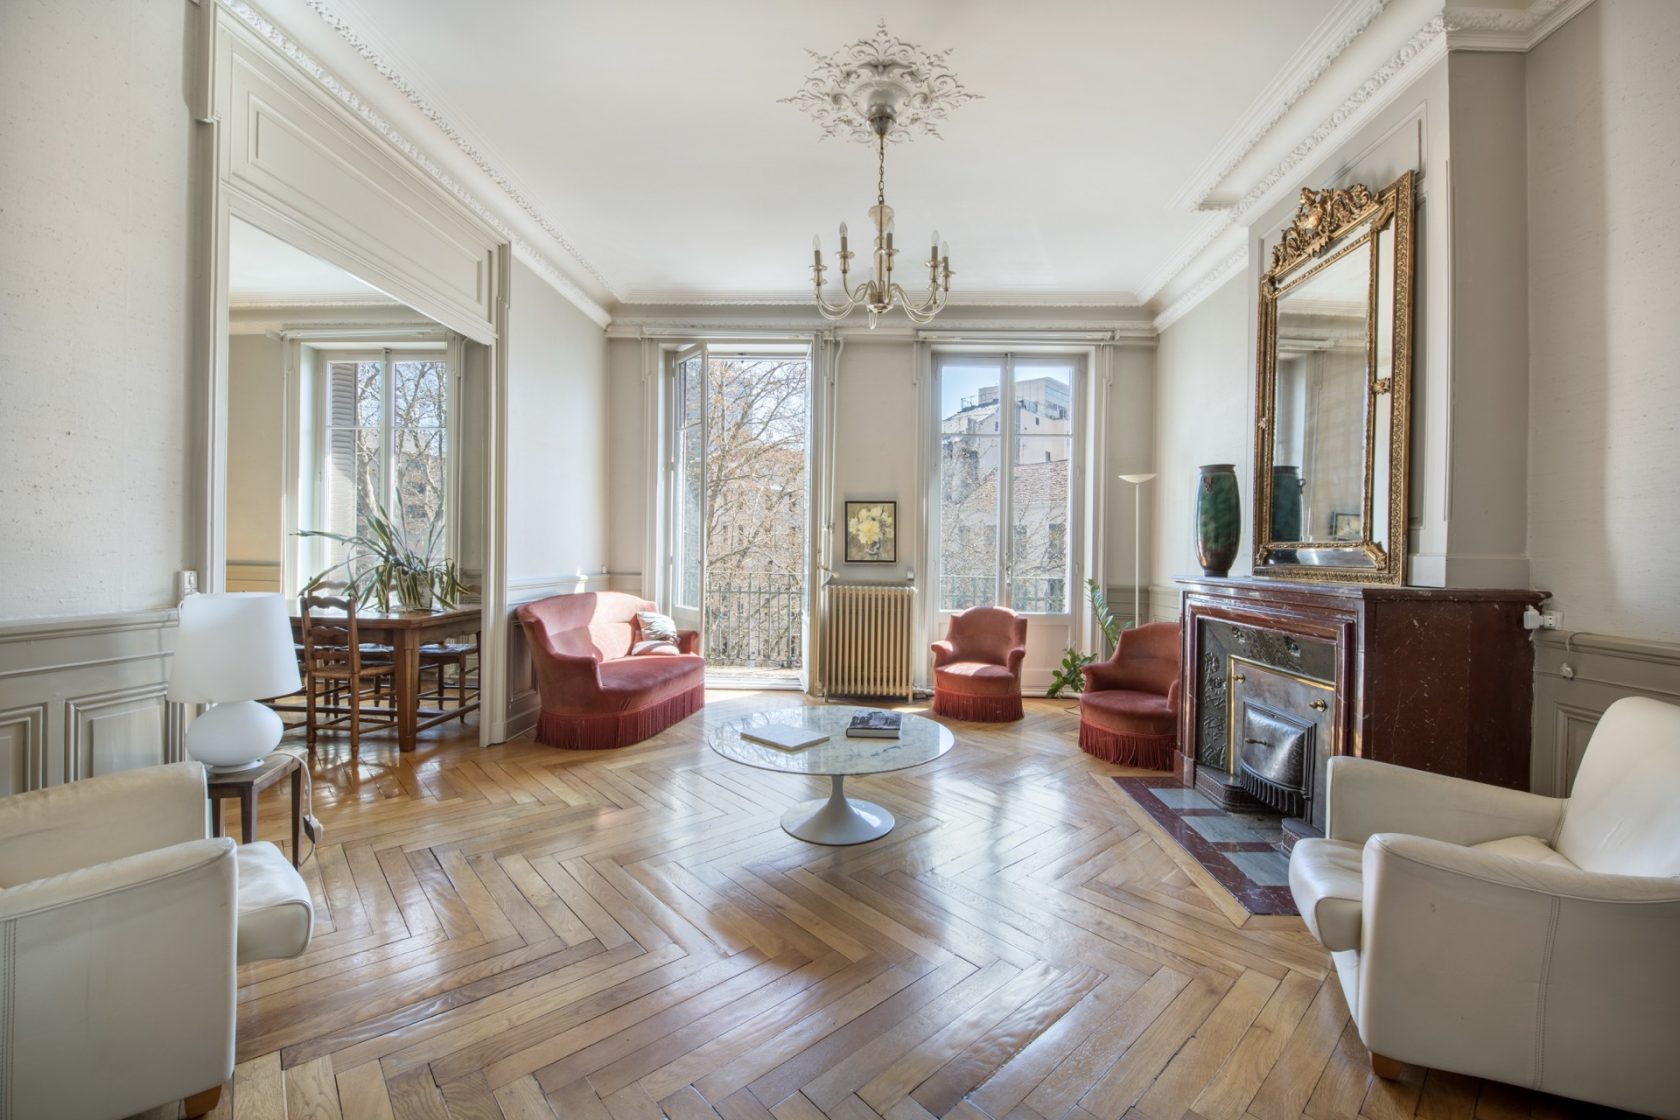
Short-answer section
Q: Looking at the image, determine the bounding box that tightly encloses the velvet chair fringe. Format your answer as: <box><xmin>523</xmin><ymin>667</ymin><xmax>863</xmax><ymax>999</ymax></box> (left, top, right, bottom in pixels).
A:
<box><xmin>1078</xmin><ymin>722</ymin><xmax>1175</xmax><ymax>770</ymax></box>
<box><xmin>537</xmin><ymin>684</ymin><xmax>705</xmax><ymax>750</ymax></box>
<box><xmin>932</xmin><ymin>690</ymin><xmax>1023</xmax><ymax>723</ymax></box>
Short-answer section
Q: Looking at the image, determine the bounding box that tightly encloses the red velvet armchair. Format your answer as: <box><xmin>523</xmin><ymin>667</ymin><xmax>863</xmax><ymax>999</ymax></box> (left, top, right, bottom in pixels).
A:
<box><xmin>1078</xmin><ymin>621</ymin><xmax>1181</xmax><ymax>768</ymax></box>
<box><xmin>516</xmin><ymin>592</ymin><xmax>703</xmax><ymax>750</ymax></box>
<box><xmin>932</xmin><ymin>607</ymin><xmax>1028</xmax><ymax>722</ymax></box>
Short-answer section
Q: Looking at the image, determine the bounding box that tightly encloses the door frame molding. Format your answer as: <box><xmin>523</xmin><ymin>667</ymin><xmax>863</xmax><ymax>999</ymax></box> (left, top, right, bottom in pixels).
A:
<box><xmin>191</xmin><ymin>1</ymin><xmax>511</xmax><ymax>744</ymax></box>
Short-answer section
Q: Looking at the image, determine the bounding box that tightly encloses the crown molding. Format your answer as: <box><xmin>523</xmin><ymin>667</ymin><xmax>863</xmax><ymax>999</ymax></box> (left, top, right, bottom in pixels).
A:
<box><xmin>615</xmin><ymin>288</ymin><xmax>1145</xmax><ymax>310</ymax></box>
<box><xmin>299</xmin><ymin>0</ymin><xmax>616</xmax><ymax>296</ymax></box>
<box><xmin>1138</xmin><ymin>212</ymin><xmax>1234</xmax><ymax>305</ymax></box>
<box><xmin>605</xmin><ymin>307</ymin><xmax>1157</xmax><ymax>342</ymax></box>
<box><xmin>222</xmin><ymin>1</ymin><xmax>612</xmax><ymax>329</ymax></box>
<box><xmin>1170</xmin><ymin>0</ymin><xmax>1393</xmax><ymax>213</ymax></box>
<box><xmin>1442</xmin><ymin>0</ymin><xmax>1594</xmax><ymax>51</ymax></box>
<box><xmin>1230</xmin><ymin>15</ymin><xmax>1447</xmax><ymax>225</ymax></box>
<box><xmin>1152</xmin><ymin>247</ymin><xmax>1249</xmax><ymax>334</ymax></box>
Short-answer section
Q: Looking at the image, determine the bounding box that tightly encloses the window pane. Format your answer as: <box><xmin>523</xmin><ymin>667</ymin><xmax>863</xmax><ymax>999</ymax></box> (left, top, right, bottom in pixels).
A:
<box><xmin>938</xmin><ymin>359</ymin><xmax>1002</xmax><ymax>611</ymax></box>
<box><xmin>357</xmin><ymin>362</ymin><xmax>382</xmax><ymax>426</ymax></box>
<box><xmin>392</xmin><ymin>426</ymin><xmax>446</xmax><ymax>551</ymax></box>
<box><xmin>676</xmin><ymin>355</ymin><xmax>704</xmax><ymax>608</ymax></box>
<box><xmin>1011</xmin><ymin>363</ymin><xmax>1073</xmax><ymax>612</ymax></box>
<box><xmin>1007</xmin><ymin>364</ymin><xmax>1075</xmax><ymax>614</ymax></box>
<box><xmin>393</xmin><ymin>360</ymin><xmax>446</xmax><ymax>429</ymax></box>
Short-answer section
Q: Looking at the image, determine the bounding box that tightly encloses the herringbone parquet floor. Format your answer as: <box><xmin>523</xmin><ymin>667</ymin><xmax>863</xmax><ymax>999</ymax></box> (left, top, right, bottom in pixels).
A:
<box><xmin>143</xmin><ymin>692</ymin><xmax>1634</xmax><ymax>1120</ymax></box>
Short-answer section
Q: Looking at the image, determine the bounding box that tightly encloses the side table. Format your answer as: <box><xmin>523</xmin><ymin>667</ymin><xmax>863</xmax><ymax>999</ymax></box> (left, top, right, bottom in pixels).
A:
<box><xmin>207</xmin><ymin>752</ymin><xmax>305</xmax><ymax>868</ymax></box>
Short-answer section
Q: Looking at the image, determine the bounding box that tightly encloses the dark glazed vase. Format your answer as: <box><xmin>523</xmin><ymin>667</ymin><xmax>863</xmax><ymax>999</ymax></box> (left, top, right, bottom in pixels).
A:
<box><xmin>1270</xmin><ymin>465</ymin><xmax>1303</xmax><ymax>542</ymax></box>
<box><xmin>1196</xmin><ymin>464</ymin><xmax>1241</xmax><ymax>577</ymax></box>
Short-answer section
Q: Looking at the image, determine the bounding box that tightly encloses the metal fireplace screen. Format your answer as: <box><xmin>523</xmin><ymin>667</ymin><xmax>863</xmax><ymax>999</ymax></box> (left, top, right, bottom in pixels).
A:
<box><xmin>1235</xmin><ymin>703</ymin><xmax>1314</xmax><ymax>818</ymax></box>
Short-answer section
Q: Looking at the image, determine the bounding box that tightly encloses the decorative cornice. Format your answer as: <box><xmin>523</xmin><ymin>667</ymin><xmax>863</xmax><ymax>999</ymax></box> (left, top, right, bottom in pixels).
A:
<box><xmin>1229</xmin><ymin>15</ymin><xmax>1447</xmax><ymax>224</ymax></box>
<box><xmin>1151</xmin><ymin>247</ymin><xmax>1249</xmax><ymax>333</ymax></box>
<box><xmin>1170</xmin><ymin>0</ymin><xmax>1392</xmax><ymax>212</ymax></box>
<box><xmin>617</xmin><ymin>288</ymin><xmax>1145</xmax><ymax>310</ymax></box>
<box><xmin>222</xmin><ymin>1</ymin><xmax>612</xmax><ymax>328</ymax></box>
<box><xmin>1138</xmin><ymin>212</ymin><xmax>1233</xmax><ymax>305</ymax></box>
<box><xmin>1443</xmin><ymin>0</ymin><xmax>1592</xmax><ymax>50</ymax></box>
<box><xmin>299</xmin><ymin>0</ymin><xmax>615</xmax><ymax>295</ymax></box>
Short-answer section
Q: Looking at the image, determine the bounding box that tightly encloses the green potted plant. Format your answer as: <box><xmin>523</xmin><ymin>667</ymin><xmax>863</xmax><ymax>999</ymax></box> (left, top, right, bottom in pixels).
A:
<box><xmin>298</xmin><ymin>502</ymin><xmax>469</xmax><ymax>613</ymax></box>
<box><xmin>1046</xmin><ymin>578</ymin><xmax>1126</xmax><ymax>698</ymax></box>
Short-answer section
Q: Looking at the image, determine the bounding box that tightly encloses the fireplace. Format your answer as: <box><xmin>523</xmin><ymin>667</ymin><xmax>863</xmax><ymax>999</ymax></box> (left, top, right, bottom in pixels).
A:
<box><xmin>1176</xmin><ymin>577</ymin><xmax>1546</xmax><ymax>847</ymax></box>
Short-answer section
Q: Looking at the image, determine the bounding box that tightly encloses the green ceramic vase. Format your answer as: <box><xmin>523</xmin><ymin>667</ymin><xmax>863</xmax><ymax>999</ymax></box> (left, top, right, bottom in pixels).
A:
<box><xmin>1270</xmin><ymin>465</ymin><xmax>1303</xmax><ymax>542</ymax></box>
<box><xmin>1196</xmin><ymin>464</ymin><xmax>1241</xmax><ymax>577</ymax></box>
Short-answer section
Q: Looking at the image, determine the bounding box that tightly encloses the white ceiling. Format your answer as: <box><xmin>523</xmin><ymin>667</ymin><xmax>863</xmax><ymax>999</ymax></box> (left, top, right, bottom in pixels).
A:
<box><xmin>228</xmin><ymin>218</ymin><xmax>387</xmax><ymax>304</ymax></box>
<box><xmin>319</xmin><ymin>0</ymin><xmax>1349</xmax><ymax>305</ymax></box>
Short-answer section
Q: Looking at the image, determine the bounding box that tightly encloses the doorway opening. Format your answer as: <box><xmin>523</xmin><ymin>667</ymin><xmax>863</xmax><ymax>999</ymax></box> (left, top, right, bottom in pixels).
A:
<box><xmin>669</xmin><ymin>346</ymin><xmax>811</xmax><ymax>690</ymax></box>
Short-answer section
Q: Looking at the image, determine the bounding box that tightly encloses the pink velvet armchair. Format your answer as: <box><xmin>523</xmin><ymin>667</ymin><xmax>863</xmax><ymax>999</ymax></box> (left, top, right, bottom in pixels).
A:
<box><xmin>1078</xmin><ymin>621</ymin><xmax>1181</xmax><ymax>768</ymax></box>
<box><xmin>516</xmin><ymin>592</ymin><xmax>703</xmax><ymax>750</ymax></box>
<box><xmin>932</xmin><ymin>607</ymin><xmax>1029</xmax><ymax>722</ymax></box>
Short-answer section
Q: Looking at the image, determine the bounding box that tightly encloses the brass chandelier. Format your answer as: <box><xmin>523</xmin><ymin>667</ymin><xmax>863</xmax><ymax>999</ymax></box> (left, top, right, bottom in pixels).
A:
<box><xmin>783</xmin><ymin>24</ymin><xmax>977</xmax><ymax>327</ymax></box>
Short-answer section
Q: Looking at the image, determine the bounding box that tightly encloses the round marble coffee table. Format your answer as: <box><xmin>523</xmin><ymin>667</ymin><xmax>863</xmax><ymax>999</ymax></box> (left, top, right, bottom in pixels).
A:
<box><xmin>706</xmin><ymin>706</ymin><xmax>954</xmax><ymax>845</ymax></box>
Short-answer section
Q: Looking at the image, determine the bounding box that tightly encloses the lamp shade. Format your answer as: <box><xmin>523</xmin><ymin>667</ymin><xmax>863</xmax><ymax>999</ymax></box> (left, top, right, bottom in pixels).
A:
<box><xmin>169</xmin><ymin>593</ymin><xmax>301</xmax><ymax>704</ymax></box>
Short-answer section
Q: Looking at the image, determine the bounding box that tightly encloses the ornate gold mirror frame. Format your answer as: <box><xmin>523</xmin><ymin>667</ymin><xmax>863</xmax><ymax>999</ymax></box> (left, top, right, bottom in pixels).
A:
<box><xmin>1253</xmin><ymin>170</ymin><xmax>1415</xmax><ymax>585</ymax></box>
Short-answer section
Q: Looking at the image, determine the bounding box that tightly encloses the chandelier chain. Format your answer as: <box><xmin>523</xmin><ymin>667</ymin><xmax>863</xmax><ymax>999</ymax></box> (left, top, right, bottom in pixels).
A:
<box><xmin>877</xmin><ymin>132</ymin><xmax>887</xmax><ymax>209</ymax></box>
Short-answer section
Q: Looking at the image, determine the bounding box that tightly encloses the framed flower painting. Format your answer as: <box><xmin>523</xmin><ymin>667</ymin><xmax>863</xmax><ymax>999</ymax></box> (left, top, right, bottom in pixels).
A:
<box><xmin>844</xmin><ymin>501</ymin><xmax>896</xmax><ymax>563</ymax></box>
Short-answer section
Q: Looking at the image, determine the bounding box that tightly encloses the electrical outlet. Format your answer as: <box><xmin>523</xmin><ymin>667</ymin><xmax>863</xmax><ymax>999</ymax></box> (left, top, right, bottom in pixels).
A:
<box><xmin>176</xmin><ymin>570</ymin><xmax>199</xmax><ymax>600</ymax></box>
<box><xmin>1541</xmin><ymin>610</ymin><xmax>1563</xmax><ymax>630</ymax></box>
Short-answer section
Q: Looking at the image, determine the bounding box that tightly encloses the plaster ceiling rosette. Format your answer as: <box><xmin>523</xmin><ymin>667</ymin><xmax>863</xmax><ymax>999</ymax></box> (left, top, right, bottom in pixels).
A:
<box><xmin>781</xmin><ymin>21</ymin><xmax>980</xmax><ymax>143</ymax></box>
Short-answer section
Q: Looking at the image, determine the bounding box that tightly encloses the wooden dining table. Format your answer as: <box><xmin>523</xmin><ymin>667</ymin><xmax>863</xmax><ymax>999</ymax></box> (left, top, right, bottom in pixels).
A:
<box><xmin>290</xmin><ymin>604</ymin><xmax>480</xmax><ymax>751</ymax></box>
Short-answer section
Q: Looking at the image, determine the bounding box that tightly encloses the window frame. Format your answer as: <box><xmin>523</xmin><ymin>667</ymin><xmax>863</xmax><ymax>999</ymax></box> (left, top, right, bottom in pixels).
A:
<box><xmin>931</xmin><ymin>349</ymin><xmax>1084</xmax><ymax>619</ymax></box>
<box><xmin>302</xmin><ymin>342</ymin><xmax>457</xmax><ymax>589</ymax></box>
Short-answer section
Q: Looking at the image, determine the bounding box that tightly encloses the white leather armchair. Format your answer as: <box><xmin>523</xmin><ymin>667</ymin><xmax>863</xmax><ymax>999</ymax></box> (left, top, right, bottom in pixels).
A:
<box><xmin>0</xmin><ymin>761</ymin><xmax>313</xmax><ymax>1120</ymax></box>
<box><xmin>1289</xmin><ymin>696</ymin><xmax>1680</xmax><ymax>1118</ymax></box>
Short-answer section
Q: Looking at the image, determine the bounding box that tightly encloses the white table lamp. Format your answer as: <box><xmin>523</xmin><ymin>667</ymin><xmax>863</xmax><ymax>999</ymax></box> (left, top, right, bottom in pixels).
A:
<box><xmin>1118</xmin><ymin>473</ymin><xmax>1158</xmax><ymax>629</ymax></box>
<box><xmin>169</xmin><ymin>593</ymin><xmax>301</xmax><ymax>772</ymax></box>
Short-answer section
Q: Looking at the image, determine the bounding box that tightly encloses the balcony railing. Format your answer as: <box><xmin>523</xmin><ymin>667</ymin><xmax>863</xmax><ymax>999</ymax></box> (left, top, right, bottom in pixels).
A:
<box><xmin>939</xmin><ymin>575</ymin><xmax>1067</xmax><ymax>614</ymax></box>
<box><xmin>705</xmin><ymin>574</ymin><xmax>804</xmax><ymax>669</ymax></box>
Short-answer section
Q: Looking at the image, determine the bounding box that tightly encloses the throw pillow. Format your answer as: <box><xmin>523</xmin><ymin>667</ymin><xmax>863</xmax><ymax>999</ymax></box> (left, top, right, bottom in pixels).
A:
<box><xmin>636</xmin><ymin>611</ymin><xmax>679</xmax><ymax>644</ymax></box>
<box><xmin>630</xmin><ymin>640</ymin><xmax>681</xmax><ymax>657</ymax></box>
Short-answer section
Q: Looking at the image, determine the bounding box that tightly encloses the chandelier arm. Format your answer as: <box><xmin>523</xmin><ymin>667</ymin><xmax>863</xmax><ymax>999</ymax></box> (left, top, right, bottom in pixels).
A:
<box><xmin>890</xmin><ymin>282</ymin><xmax>947</xmax><ymax>321</ymax></box>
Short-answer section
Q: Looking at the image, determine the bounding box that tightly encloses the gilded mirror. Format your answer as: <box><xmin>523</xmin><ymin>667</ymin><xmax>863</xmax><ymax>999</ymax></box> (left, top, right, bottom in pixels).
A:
<box><xmin>1254</xmin><ymin>171</ymin><xmax>1414</xmax><ymax>584</ymax></box>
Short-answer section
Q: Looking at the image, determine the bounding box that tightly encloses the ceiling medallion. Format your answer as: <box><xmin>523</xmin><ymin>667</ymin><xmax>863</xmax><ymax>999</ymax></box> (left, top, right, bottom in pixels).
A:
<box><xmin>783</xmin><ymin>23</ymin><xmax>978</xmax><ymax>326</ymax></box>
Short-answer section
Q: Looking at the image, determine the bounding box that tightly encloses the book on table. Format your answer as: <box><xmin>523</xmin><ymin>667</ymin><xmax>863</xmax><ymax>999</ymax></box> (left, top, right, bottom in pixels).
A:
<box><xmin>845</xmin><ymin>710</ymin><xmax>901</xmax><ymax>739</ymax></box>
<box><xmin>740</xmin><ymin>723</ymin><xmax>830</xmax><ymax>751</ymax></box>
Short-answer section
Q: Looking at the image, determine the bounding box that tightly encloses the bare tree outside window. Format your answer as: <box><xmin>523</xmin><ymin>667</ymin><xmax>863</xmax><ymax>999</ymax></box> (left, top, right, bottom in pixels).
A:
<box><xmin>682</xmin><ymin>357</ymin><xmax>809</xmax><ymax>671</ymax></box>
<box><xmin>321</xmin><ymin>355</ymin><xmax>449</xmax><ymax>581</ymax></box>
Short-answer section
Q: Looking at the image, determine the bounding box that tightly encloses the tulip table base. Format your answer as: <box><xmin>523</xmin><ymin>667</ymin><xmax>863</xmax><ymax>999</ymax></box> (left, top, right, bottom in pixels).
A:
<box><xmin>780</xmin><ymin>775</ymin><xmax>893</xmax><ymax>845</ymax></box>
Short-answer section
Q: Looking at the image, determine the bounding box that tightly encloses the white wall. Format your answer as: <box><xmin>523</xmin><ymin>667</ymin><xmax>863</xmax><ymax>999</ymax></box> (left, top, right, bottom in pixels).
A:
<box><xmin>1526</xmin><ymin>0</ymin><xmax>1680</xmax><ymax>643</ymax></box>
<box><xmin>1150</xmin><ymin>275</ymin><xmax>1253</xmax><ymax>609</ymax></box>
<box><xmin>225</xmin><ymin>334</ymin><xmax>285</xmax><ymax>588</ymax></box>
<box><xmin>1103</xmin><ymin>346</ymin><xmax>1158</xmax><ymax>625</ymax></box>
<box><xmin>0</xmin><ymin>0</ymin><xmax>195</xmax><ymax>620</ymax></box>
<box><xmin>505</xmin><ymin>260</ymin><xmax>610</xmax><ymax>585</ymax></box>
<box><xmin>606</xmin><ymin>337</ymin><xmax>649</xmax><ymax>587</ymax></box>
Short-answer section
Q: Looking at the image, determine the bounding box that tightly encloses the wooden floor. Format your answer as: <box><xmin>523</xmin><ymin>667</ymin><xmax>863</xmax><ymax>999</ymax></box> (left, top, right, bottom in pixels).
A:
<box><xmin>148</xmin><ymin>693</ymin><xmax>1634</xmax><ymax>1120</ymax></box>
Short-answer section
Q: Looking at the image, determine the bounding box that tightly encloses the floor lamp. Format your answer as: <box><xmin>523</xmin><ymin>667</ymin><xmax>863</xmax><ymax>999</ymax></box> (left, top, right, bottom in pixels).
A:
<box><xmin>1118</xmin><ymin>473</ymin><xmax>1157</xmax><ymax>628</ymax></box>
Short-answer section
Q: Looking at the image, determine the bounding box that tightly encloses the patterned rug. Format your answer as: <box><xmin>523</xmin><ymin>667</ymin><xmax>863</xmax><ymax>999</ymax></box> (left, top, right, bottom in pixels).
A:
<box><xmin>1113</xmin><ymin>776</ymin><xmax>1299</xmax><ymax>916</ymax></box>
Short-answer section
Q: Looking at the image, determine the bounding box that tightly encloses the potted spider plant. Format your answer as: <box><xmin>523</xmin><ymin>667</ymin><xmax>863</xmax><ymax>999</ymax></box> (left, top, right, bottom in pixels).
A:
<box><xmin>298</xmin><ymin>502</ymin><xmax>469</xmax><ymax>613</ymax></box>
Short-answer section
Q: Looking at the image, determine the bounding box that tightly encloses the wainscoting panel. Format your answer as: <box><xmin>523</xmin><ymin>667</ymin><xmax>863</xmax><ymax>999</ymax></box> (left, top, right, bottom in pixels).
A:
<box><xmin>0</xmin><ymin>611</ymin><xmax>182</xmax><ymax>790</ymax></box>
<box><xmin>1531</xmin><ymin>630</ymin><xmax>1680</xmax><ymax>796</ymax></box>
